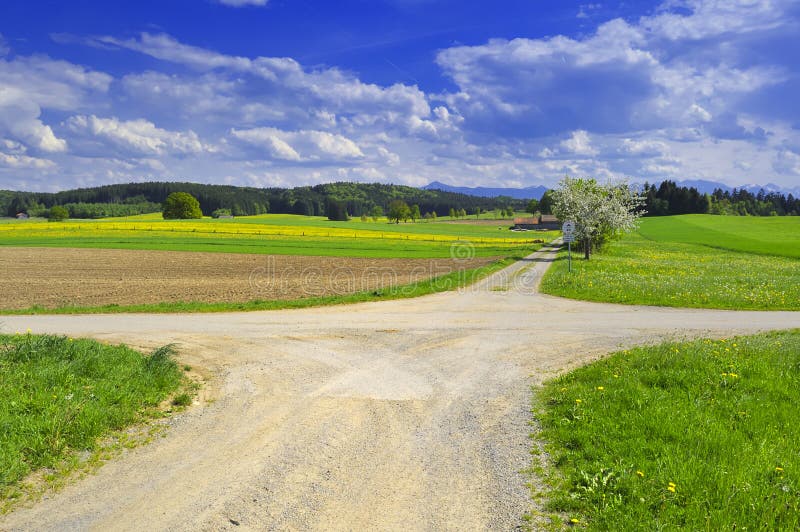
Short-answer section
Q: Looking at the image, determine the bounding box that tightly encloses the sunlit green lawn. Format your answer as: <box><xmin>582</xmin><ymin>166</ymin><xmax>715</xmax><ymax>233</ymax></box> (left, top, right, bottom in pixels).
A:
<box><xmin>535</xmin><ymin>330</ymin><xmax>800</xmax><ymax>530</ymax></box>
<box><xmin>541</xmin><ymin>216</ymin><xmax>800</xmax><ymax>310</ymax></box>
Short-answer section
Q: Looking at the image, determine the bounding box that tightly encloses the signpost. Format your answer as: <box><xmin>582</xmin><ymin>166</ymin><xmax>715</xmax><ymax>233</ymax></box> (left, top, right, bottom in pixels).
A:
<box><xmin>562</xmin><ymin>221</ymin><xmax>575</xmax><ymax>273</ymax></box>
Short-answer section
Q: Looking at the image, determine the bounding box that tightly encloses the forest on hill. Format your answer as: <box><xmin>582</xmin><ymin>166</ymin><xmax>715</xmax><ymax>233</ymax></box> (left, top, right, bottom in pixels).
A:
<box><xmin>1</xmin><ymin>181</ymin><xmax>528</xmax><ymax>219</ymax></box>
<box><xmin>2</xmin><ymin>180</ymin><xmax>797</xmax><ymax>219</ymax></box>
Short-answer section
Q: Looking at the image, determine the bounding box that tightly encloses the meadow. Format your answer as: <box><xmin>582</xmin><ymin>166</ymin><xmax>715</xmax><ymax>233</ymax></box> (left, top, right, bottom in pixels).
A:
<box><xmin>0</xmin><ymin>213</ymin><xmax>548</xmax><ymax>259</ymax></box>
<box><xmin>534</xmin><ymin>330</ymin><xmax>800</xmax><ymax>530</ymax></box>
<box><xmin>0</xmin><ymin>334</ymin><xmax>187</xmax><ymax>508</ymax></box>
<box><xmin>540</xmin><ymin>215</ymin><xmax>800</xmax><ymax>310</ymax></box>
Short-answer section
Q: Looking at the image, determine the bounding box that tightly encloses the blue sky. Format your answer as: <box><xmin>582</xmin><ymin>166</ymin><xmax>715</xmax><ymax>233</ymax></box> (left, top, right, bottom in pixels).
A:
<box><xmin>1</xmin><ymin>0</ymin><xmax>799</xmax><ymax>192</ymax></box>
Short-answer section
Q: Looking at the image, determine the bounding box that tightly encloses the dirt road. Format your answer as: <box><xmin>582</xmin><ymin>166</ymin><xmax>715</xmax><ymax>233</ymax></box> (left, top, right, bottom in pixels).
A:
<box><xmin>1</xmin><ymin>244</ymin><xmax>798</xmax><ymax>531</ymax></box>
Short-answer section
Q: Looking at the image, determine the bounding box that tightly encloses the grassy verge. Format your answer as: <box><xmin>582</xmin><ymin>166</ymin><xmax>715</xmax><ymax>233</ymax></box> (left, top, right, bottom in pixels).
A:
<box><xmin>540</xmin><ymin>233</ymin><xmax>800</xmax><ymax>310</ymax></box>
<box><xmin>0</xmin><ymin>256</ymin><xmax>519</xmax><ymax>315</ymax></box>
<box><xmin>1</xmin><ymin>334</ymin><xmax>187</xmax><ymax>508</ymax></box>
<box><xmin>534</xmin><ymin>330</ymin><xmax>800</xmax><ymax>530</ymax></box>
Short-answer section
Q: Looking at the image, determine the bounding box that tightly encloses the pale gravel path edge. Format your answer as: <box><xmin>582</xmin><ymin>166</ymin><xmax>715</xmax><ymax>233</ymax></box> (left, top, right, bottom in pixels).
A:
<box><xmin>1</xmin><ymin>243</ymin><xmax>798</xmax><ymax>531</ymax></box>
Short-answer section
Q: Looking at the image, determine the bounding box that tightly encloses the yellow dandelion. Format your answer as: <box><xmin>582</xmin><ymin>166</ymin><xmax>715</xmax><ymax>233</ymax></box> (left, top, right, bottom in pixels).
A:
<box><xmin>26</xmin><ymin>328</ymin><xmax>32</xmax><ymax>334</ymax></box>
<box><xmin>775</xmin><ymin>467</ymin><xmax>784</xmax><ymax>473</ymax></box>
<box><xmin>597</xmin><ymin>386</ymin><xmax>604</xmax><ymax>391</ymax></box>
<box><xmin>667</xmin><ymin>486</ymin><xmax>676</xmax><ymax>493</ymax></box>
<box><xmin>636</xmin><ymin>470</ymin><xmax>644</xmax><ymax>478</ymax></box>
<box><xmin>613</xmin><ymin>374</ymin><xmax>619</xmax><ymax>378</ymax></box>
<box><xmin>570</xmin><ymin>517</ymin><xmax>580</xmax><ymax>524</ymax></box>
<box><xmin>575</xmin><ymin>399</ymin><xmax>582</xmax><ymax>404</ymax></box>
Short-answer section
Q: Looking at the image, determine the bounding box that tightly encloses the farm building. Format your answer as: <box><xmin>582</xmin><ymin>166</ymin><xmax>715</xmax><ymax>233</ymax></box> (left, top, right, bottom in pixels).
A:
<box><xmin>539</xmin><ymin>214</ymin><xmax>560</xmax><ymax>229</ymax></box>
<box><xmin>15</xmin><ymin>212</ymin><xmax>29</xmax><ymax>220</ymax></box>
<box><xmin>512</xmin><ymin>215</ymin><xmax>561</xmax><ymax>230</ymax></box>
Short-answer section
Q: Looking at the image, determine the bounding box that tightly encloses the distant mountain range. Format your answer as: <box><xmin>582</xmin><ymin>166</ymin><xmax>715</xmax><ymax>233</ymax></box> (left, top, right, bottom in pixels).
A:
<box><xmin>423</xmin><ymin>181</ymin><xmax>548</xmax><ymax>200</ymax></box>
<box><xmin>424</xmin><ymin>180</ymin><xmax>800</xmax><ymax>199</ymax></box>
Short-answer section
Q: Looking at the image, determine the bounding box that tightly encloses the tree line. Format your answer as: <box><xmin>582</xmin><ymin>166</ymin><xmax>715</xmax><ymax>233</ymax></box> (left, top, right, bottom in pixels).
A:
<box><xmin>1</xmin><ymin>181</ymin><xmax>527</xmax><ymax>219</ymax></box>
<box><xmin>643</xmin><ymin>181</ymin><xmax>799</xmax><ymax>216</ymax></box>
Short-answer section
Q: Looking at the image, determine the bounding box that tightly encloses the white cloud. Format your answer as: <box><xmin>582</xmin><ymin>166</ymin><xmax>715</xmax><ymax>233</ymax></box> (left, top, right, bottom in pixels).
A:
<box><xmin>773</xmin><ymin>149</ymin><xmax>800</xmax><ymax>176</ymax></box>
<box><xmin>641</xmin><ymin>0</ymin><xmax>790</xmax><ymax>40</ymax></box>
<box><xmin>230</xmin><ymin>127</ymin><xmax>364</xmax><ymax>161</ymax></box>
<box><xmin>560</xmin><ymin>130</ymin><xmax>598</xmax><ymax>156</ymax></box>
<box><xmin>65</xmin><ymin>115</ymin><xmax>207</xmax><ymax>157</ymax></box>
<box><xmin>0</xmin><ymin>87</ymin><xmax>67</xmax><ymax>152</ymax></box>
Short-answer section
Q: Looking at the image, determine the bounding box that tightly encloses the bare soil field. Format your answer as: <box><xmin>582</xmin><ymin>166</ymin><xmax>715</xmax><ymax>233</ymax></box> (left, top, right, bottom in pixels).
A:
<box><xmin>0</xmin><ymin>247</ymin><xmax>493</xmax><ymax>309</ymax></box>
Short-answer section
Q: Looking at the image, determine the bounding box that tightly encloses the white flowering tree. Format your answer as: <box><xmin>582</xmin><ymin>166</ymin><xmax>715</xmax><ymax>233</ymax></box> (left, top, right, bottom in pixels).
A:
<box><xmin>551</xmin><ymin>176</ymin><xmax>645</xmax><ymax>259</ymax></box>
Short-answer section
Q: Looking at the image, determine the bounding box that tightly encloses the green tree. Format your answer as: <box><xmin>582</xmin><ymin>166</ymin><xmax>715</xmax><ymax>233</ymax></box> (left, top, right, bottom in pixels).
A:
<box><xmin>526</xmin><ymin>199</ymin><xmax>539</xmax><ymax>214</ymax></box>
<box><xmin>388</xmin><ymin>200</ymin><xmax>411</xmax><ymax>223</ymax></box>
<box><xmin>326</xmin><ymin>199</ymin><xmax>349</xmax><ymax>221</ymax></box>
<box><xmin>449</xmin><ymin>207</ymin><xmax>456</xmax><ymax>218</ymax></box>
<box><xmin>211</xmin><ymin>208</ymin><xmax>232</xmax><ymax>218</ymax></box>
<box><xmin>162</xmin><ymin>192</ymin><xmax>203</xmax><ymax>219</ymax></box>
<box><xmin>539</xmin><ymin>191</ymin><xmax>554</xmax><ymax>215</ymax></box>
<box><xmin>410</xmin><ymin>204</ymin><xmax>421</xmax><ymax>222</ymax></box>
<box><xmin>48</xmin><ymin>205</ymin><xmax>69</xmax><ymax>222</ymax></box>
<box><xmin>370</xmin><ymin>205</ymin><xmax>383</xmax><ymax>221</ymax></box>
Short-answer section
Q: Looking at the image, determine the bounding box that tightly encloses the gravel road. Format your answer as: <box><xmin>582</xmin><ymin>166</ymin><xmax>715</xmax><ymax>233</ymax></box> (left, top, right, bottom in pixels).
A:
<box><xmin>1</xmin><ymin>243</ymin><xmax>798</xmax><ymax>531</ymax></box>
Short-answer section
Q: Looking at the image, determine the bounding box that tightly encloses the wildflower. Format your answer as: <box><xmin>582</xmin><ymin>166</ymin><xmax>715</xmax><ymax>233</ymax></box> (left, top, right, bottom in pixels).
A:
<box><xmin>575</xmin><ymin>399</ymin><xmax>582</xmax><ymax>404</ymax></box>
<box><xmin>570</xmin><ymin>517</ymin><xmax>580</xmax><ymax>524</ymax></box>
<box><xmin>775</xmin><ymin>467</ymin><xmax>784</xmax><ymax>473</ymax></box>
<box><xmin>667</xmin><ymin>486</ymin><xmax>675</xmax><ymax>492</ymax></box>
<box><xmin>636</xmin><ymin>470</ymin><xmax>644</xmax><ymax>478</ymax></box>
<box><xmin>26</xmin><ymin>328</ymin><xmax>31</xmax><ymax>334</ymax></box>
<box><xmin>613</xmin><ymin>374</ymin><xmax>619</xmax><ymax>378</ymax></box>
<box><xmin>668</xmin><ymin>482</ymin><xmax>676</xmax><ymax>487</ymax></box>
<box><xmin>597</xmin><ymin>386</ymin><xmax>604</xmax><ymax>391</ymax></box>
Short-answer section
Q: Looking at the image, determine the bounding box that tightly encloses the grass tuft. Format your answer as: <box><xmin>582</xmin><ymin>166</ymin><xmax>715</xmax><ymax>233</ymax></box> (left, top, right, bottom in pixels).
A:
<box><xmin>0</xmin><ymin>334</ymin><xmax>185</xmax><ymax>504</ymax></box>
<box><xmin>534</xmin><ymin>330</ymin><xmax>800</xmax><ymax>530</ymax></box>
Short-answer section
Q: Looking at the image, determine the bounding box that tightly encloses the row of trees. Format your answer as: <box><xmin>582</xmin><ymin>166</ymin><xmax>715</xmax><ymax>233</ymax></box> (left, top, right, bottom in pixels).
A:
<box><xmin>2</xmin><ymin>181</ymin><xmax>526</xmax><ymax>220</ymax></box>
<box><xmin>643</xmin><ymin>181</ymin><xmax>800</xmax><ymax>216</ymax></box>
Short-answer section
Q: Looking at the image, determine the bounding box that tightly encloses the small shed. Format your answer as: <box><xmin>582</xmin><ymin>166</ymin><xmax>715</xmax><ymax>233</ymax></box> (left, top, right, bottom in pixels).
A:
<box><xmin>15</xmin><ymin>212</ymin><xmax>29</xmax><ymax>220</ymax></box>
<box><xmin>539</xmin><ymin>214</ymin><xmax>561</xmax><ymax>230</ymax></box>
<box><xmin>512</xmin><ymin>217</ymin><xmax>539</xmax><ymax>230</ymax></box>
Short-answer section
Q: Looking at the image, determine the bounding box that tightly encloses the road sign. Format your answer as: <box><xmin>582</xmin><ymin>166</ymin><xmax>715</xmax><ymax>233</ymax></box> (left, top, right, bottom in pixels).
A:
<box><xmin>562</xmin><ymin>221</ymin><xmax>575</xmax><ymax>243</ymax></box>
<box><xmin>562</xmin><ymin>221</ymin><xmax>576</xmax><ymax>273</ymax></box>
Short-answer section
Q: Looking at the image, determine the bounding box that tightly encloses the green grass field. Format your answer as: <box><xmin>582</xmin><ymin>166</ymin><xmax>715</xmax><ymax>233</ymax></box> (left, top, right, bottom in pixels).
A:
<box><xmin>540</xmin><ymin>215</ymin><xmax>800</xmax><ymax>310</ymax></box>
<box><xmin>534</xmin><ymin>330</ymin><xmax>800</xmax><ymax>530</ymax></box>
<box><xmin>0</xmin><ymin>214</ymin><xmax>550</xmax><ymax>259</ymax></box>
<box><xmin>638</xmin><ymin>214</ymin><xmax>800</xmax><ymax>259</ymax></box>
<box><xmin>0</xmin><ymin>334</ymin><xmax>186</xmax><ymax>505</ymax></box>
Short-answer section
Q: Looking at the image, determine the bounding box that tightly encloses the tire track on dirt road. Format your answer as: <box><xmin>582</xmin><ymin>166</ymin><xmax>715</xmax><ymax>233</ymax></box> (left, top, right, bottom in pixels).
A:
<box><xmin>1</xmin><ymin>244</ymin><xmax>798</xmax><ymax>530</ymax></box>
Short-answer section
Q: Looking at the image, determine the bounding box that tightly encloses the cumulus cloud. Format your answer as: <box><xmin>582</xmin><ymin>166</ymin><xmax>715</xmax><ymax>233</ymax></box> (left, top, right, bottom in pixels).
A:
<box><xmin>65</xmin><ymin>115</ymin><xmax>207</xmax><ymax>157</ymax></box>
<box><xmin>560</xmin><ymin>130</ymin><xmax>598</xmax><ymax>156</ymax></box>
<box><xmin>436</xmin><ymin>1</ymin><xmax>792</xmax><ymax>139</ymax></box>
<box><xmin>230</xmin><ymin>127</ymin><xmax>364</xmax><ymax>161</ymax></box>
<box><xmin>0</xmin><ymin>87</ymin><xmax>67</xmax><ymax>152</ymax></box>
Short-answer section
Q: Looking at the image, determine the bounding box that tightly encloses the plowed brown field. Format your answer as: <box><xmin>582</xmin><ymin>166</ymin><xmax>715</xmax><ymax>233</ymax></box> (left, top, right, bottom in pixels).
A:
<box><xmin>0</xmin><ymin>247</ymin><xmax>493</xmax><ymax>309</ymax></box>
